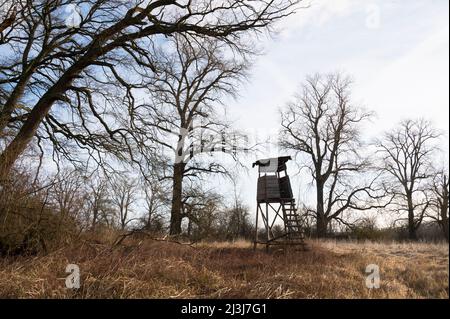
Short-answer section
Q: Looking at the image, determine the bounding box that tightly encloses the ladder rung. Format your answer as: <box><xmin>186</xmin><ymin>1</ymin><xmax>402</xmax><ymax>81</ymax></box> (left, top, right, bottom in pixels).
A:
<box><xmin>283</xmin><ymin>199</ymin><xmax>303</xmax><ymax>240</ymax></box>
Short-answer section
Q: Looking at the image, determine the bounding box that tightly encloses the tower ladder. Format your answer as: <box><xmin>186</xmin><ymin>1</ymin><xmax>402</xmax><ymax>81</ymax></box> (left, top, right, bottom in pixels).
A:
<box><xmin>281</xmin><ymin>199</ymin><xmax>306</xmax><ymax>246</ymax></box>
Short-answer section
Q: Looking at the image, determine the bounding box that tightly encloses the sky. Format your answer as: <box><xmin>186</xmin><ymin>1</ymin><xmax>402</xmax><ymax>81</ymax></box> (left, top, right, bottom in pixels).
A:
<box><xmin>217</xmin><ymin>0</ymin><xmax>450</xmax><ymax>219</ymax></box>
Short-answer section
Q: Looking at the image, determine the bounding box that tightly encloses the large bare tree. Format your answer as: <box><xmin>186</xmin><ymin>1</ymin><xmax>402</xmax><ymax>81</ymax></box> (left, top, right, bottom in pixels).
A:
<box><xmin>131</xmin><ymin>35</ymin><xmax>249</xmax><ymax>235</ymax></box>
<box><xmin>0</xmin><ymin>0</ymin><xmax>298</xmax><ymax>181</ymax></box>
<box><xmin>280</xmin><ymin>73</ymin><xmax>388</xmax><ymax>237</ymax></box>
<box><xmin>377</xmin><ymin>119</ymin><xmax>440</xmax><ymax>240</ymax></box>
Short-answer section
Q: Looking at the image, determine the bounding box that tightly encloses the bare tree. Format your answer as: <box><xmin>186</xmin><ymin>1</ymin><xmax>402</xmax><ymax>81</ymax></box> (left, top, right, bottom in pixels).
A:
<box><xmin>86</xmin><ymin>176</ymin><xmax>113</xmax><ymax>230</ymax></box>
<box><xmin>182</xmin><ymin>185</ymin><xmax>222</xmax><ymax>240</ymax></box>
<box><xmin>280</xmin><ymin>73</ymin><xmax>389</xmax><ymax>237</ymax></box>
<box><xmin>225</xmin><ymin>176</ymin><xmax>252</xmax><ymax>240</ymax></box>
<box><xmin>141</xmin><ymin>177</ymin><xmax>167</xmax><ymax>233</ymax></box>
<box><xmin>0</xmin><ymin>0</ymin><xmax>298</xmax><ymax>182</ymax></box>
<box><xmin>428</xmin><ymin>170</ymin><xmax>449</xmax><ymax>242</ymax></box>
<box><xmin>110</xmin><ymin>174</ymin><xmax>138</xmax><ymax>230</ymax></box>
<box><xmin>50</xmin><ymin>168</ymin><xmax>88</xmax><ymax>232</ymax></box>
<box><xmin>377</xmin><ymin>119</ymin><xmax>440</xmax><ymax>240</ymax></box>
<box><xmin>131</xmin><ymin>35</ymin><xmax>249</xmax><ymax>235</ymax></box>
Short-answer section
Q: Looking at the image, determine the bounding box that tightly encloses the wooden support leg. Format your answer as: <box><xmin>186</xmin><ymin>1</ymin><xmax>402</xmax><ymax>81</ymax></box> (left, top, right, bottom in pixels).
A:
<box><xmin>266</xmin><ymin>203</ymin><xmax>269</xmax><ymax>252</ymax></box>
<box><xmin>254</xmin><ymin>203</ymin><xmax>259</xmax><ymax>250</ymax></box>
<box><xmin>266</xmin><ymin>203</ymin><xmax>269</xmax><ymax>242</ymax></box>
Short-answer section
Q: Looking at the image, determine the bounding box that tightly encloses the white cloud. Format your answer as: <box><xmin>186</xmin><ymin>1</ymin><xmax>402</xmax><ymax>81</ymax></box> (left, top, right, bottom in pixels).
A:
<box><xmin>277</xmin><ymin>0</ymin><xmax>361</xmax><ymax>38</ymax></box>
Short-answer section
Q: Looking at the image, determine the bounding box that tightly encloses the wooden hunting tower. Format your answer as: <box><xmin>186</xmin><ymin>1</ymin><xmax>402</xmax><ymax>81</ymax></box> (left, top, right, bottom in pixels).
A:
<box><xmin>252</xmin><ymin>156</ymin><xmax>305</xmax><ymax>250</ymax></box>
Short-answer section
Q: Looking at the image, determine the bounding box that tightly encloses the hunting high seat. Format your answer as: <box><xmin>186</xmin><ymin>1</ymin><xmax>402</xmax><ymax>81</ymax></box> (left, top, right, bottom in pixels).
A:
<box><xmin>252</xmin><ymin>156</ymin><xmax>306</xmax><ymax>250</ymax></box>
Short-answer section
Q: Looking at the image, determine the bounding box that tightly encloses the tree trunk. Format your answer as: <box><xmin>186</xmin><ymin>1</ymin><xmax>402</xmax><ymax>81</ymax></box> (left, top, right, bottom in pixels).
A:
<box><xmin>146</xmin><ymin>208</ymin><xmax>153</xmax><ymax>230</ymax></box>
<box><xmin>92</xmin><ymin>208</ymin><xmax>98</xmax><ymax>230</ymax></box>
<box><xmin>0</xmin><ymin>65</ymin><xmax>83</xmax><ymax>181</ymax></box>
<box><xmin>440</xmin><ymin>202</ymin><xmax>449</xmax><ymax>243</ymax></box>
<box><xmin>407</xmin><ymin>193</ymin><xmax>417</xmax><ymax>240</ymax></box>
<box><xmin>316</xmin><ymin>181</ymin><xmax>328</xmax><ymax>237</ymax></box>
<box><xmin>442</xmin><ymin>220</ymin><xmax>449</xmax><ymax>243</ymax></box>
<box><xmin>440</xmin><ymin>180</ymin><xmax>449</xmax><ymax>242</ymax></box>
<box><xmin>316</xmin><ymin>216</ymin><xmax>328</xmax><ymax>238</ymax></box>
<box><xmin>169</xmin><ymin>162</ymin><xmax>185</xmax><ymax>235</ymax></box>
<box><xmin>187</xmin><ymin>217</ymin><xmax>192</xmax><ymax>237</ymax></box>
<box><xmin>0</xmin><ymin>28</ymin><xmax>121</xmax><ymax>181</ymax></box>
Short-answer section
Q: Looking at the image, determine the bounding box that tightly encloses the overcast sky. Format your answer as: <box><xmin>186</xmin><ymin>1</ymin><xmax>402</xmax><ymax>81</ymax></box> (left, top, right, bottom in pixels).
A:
<box><xmin>218</xmin><ymin>0</ymin><xmax>449</xmax><ymax>217</ymax></box>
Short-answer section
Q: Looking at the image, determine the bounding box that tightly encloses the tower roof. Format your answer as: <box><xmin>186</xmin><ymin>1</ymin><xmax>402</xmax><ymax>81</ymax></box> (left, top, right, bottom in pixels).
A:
<box><xmin>252</xmin><ymin>156</ymin><xmax>292</xmax><ymax>173</ymax></box>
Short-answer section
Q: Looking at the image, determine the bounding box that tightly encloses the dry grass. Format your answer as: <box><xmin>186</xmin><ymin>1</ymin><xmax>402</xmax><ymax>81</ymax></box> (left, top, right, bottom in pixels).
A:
<box><xmin>0</xmin><ymin>238</ymin><xmax>447</xmax><ymax>298</ymax></box>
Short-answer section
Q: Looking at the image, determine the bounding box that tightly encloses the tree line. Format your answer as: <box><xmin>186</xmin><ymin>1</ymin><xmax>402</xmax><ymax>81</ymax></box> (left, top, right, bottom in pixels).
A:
<box><xmin>280</xmin><ymin>73</ymin><xmax>448</xmax><ymax>241</ymax></box>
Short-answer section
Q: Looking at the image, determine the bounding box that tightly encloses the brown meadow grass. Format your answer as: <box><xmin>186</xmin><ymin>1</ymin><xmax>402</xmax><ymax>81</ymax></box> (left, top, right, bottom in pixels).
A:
<box><xmin>0</xmin><ymin>238</ymin><xmax>448</xmax><ymax>298</ymax></box>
